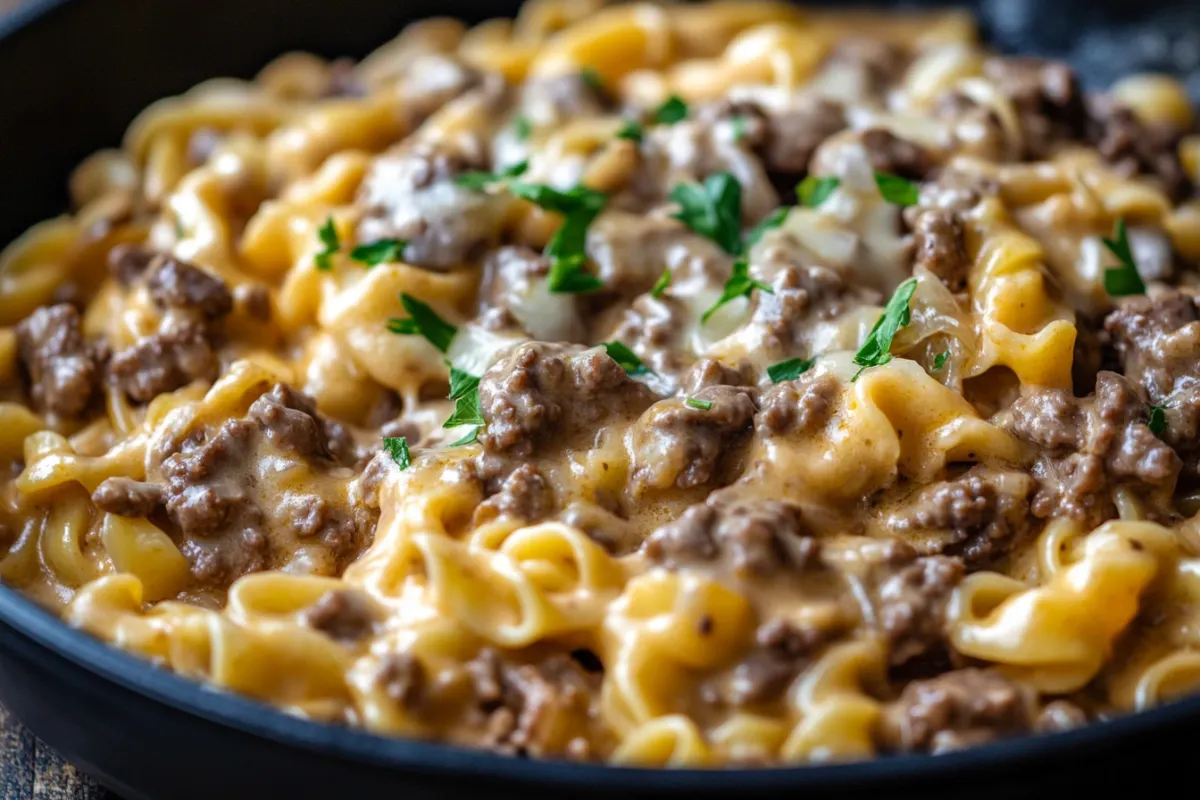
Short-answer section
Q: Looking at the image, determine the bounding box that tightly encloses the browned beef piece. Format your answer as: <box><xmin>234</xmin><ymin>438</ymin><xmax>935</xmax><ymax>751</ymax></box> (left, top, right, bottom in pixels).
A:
<box><xmin>910</xmin><ymin>209</ymin><xmax>969</xmax><ymax>290</ymax></box>
<box><xmin>680</xmin><ymin>358</ymin><xmax>755</xmax><ymax>395</ymax></box>
<box><xmin>875</xmin><ymin>551</ymin><xmax>965</xmax><ymax>666</ymax></box>
<box><xmin>146</xmin><ymin>257</ymin><xmax>233</xmax><ymax>319</ymax></box>
<box><xmin>881</xmin><ymin>669</ymin><xmax>1036</xmax><ymax>753</ymax></box>
<box><xmin>713</xmin><ymin>618</ymin><xmax>836</xmax><ymax>707</ymax></box>
<box><xmin>915</xmin><ymin>164</ymin><xmax>1000</xmax><ymax>214</ymax></box>
<box><xmin>466</xmin><ymin>649</ymin><xmax>597</xmax><ymax>759</ymax></box>
<box><xmin>249</xmin><ymin>383</ymin><xmax>352</xmax><ymax>464</ymax></box>
<box><xmin>750</xmin><ymin>263</ymin><xmax>866</xmax><ymax>351</ymax></box>
<box><xmin>1089</xmin><ymin>98</ymin><xmax>1192</xmax><ymax>202</ymax></box>
<box><xmin>301</xmin><ymin>590</ymin><xmax>379</xmax><ymax>641</ymax></box>
<box><xmin>107</xmin><ymin>243</ymin><xmax>157</xmax><ymax>285</ymax></box>
<box><xmin>357</xmin><ymin>139</ymin><xmax>499</xmax><ymax>269</ymax></box>
<box><xmin>935</xmin><ymin>92</ymin><xmax>1010</xmax><ymax>160</ymax></box>
<box><xmin>983</xmin><ymin>57</ymin><xmax>1086</xmax><ymax>159</ymax></box>
<box><xmin>825</xmin><ymin>38</ymin><xmax>908</xmax><ymax>96</ymax></box>
<box><xmin>108</xmin><ymin>319</ymin><xmax>219</xmax><ymax>403</ymax></box>
<box><xmin>1104</xmin><ymin>288</ymin><xmax>1200</xmax><ymax>403</ymax></box>
<box><xmin>1007</xmin><ymin>372</ymin><xmax>1181</xmax><ymax>522</ymax></box>
<box><xmin>15</xmin><ymin>303</ymin><xmax>101</xmax><ymax>418</ymax></box>
<box><xmin>520</xmin><ymin>73</ymin><xmax>612</xmax><ymax>125</ymax></box>
<box><xmin>91</xmin><ymin>477</ymin><xmax>164</xmax><ymax>518</ymax></box>
<box><xmin>756</xmin><ymin>373</ymin><xmax>840</xmax><ymax>436</ymax></box>
<box><xmin>629</xmin><ymin>386</ymin><xmax>757</xmax><ymax>492</ymax></box>
<box><xmin>397</xmin><ymin>53</ymin><xmax>487</xmax><ymax>125</ymax></box>
<box><xmin>286</xmin><ymin>493</ymin><xmax>359</xmax><ymax>557</ymax></box>
<box><xmin>585</xmin><ymin>213</ymin><xmax>727</xmax><ymax>298</ymax></box>
<box><xmin>706</xmin><ymin>95</ymin><xmax>848</xmax><ymax>178</ymax></box>
<box><xmin>860</xmin><ymin>128</ymin><xmax>934</xmax><ymax>180</ymax></box>
<box><xmin>886</xmin><ymin>467</ymin><xmax>1035</xmax><ymax>567</ymax></box>
<box><xmin>1035</xmin><ymin>700</ymin><xmax>1088</xmax><ymax>733</ymax></box>
<box><xmin>642</xmin><ymin>498</ymin><xmax>818</xmax><ymax>576</ymax></box>
<box><xmin>478</xmin><ymin>342</ymin><xmax>657</xmax><ymax>457</ymax></box>
<box><xmin>607</xmin><ymin>294</ymin><xmax>688</xmax><ymax>378</ymax></box>
<box><xmin>473</xmin><ymin>463</ymin><xmax>555</xmax><ymax>525</ymax></box>
<box><xmin>375</xmin><ymin>653</ymin><xmax>427</xmax><ymax>708</ymax></box>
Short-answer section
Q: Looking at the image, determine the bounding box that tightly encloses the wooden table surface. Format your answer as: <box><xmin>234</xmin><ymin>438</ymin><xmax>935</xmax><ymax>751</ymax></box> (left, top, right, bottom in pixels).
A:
<box><xmin>0</xmin><ymin>706</ymin><xmax>115</xmax><ymax>800</ymax></box>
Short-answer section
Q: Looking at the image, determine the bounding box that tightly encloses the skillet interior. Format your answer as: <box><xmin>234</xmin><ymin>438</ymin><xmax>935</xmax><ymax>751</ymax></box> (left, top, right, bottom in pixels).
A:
<box><xmin>2</xmin><ymin>0</ymin><xmax>1200</xmax><ymax>796</ymax></box>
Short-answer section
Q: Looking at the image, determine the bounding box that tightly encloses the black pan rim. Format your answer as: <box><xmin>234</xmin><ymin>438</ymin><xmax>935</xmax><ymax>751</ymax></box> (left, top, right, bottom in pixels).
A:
<box><xmin>4</xmin><ymin>0</ymin><xmax>1200</xmax><ymax>790</ymax></box>
<box><xmin>4</xmin><ymin>579</ymin><xmax>1200</xmax><ymax>790</ymax></box>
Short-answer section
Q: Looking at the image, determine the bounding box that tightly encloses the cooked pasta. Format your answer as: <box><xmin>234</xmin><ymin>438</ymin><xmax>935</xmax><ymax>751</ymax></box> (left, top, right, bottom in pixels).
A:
<box><xmin>3</xmin><ymin>0</ymin><xmax>1200</xmax><ymax>767</ymax></box>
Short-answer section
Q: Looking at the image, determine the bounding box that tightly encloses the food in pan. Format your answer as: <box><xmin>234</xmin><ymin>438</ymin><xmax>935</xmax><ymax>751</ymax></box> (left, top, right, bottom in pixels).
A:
<box><xmin>2</xmin><ymin>0</ymin><xmax>1200</xmax><ymax>767</ymax></box>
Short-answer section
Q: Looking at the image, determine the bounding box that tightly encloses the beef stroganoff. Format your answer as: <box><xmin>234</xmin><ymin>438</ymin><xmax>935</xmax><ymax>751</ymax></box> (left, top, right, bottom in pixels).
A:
<box><xmin>3</xmin><ymin>0</ymin><xmax>1200</xmax><ymax>767</ymax></box>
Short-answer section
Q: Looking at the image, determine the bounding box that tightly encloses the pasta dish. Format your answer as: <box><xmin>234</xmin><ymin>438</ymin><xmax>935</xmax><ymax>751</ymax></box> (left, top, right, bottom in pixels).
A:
<box><xmin>4</xmin><ymin>0</ymin><xmax>1200</xmax><ymax>768</ymax></box>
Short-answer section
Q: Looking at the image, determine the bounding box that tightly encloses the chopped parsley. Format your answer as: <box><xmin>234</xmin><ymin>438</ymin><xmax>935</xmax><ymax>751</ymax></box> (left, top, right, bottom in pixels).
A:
<box><xmin>454</xmin><ymin>160</ymin><xmax>529</xmax><ymax>191</ymax></box>
<box><xmin>1102</xmin><ymin>218</ymin><xmax>1146</xmax><ymax>296</ymax></box>
<box><xmin>932</xmin><ymin>351</ymin><xmax>950</xmax><ymax>372</ymax></box>
<box><xmin>797</xmin><ymin>176</ymin><xmax>841</xmax><ymax>208</ymax></box>
<box><xmin>685</xmin><ymin>397</ymin><xmax>713</xmax><ymax>410</ymax></box>
<box><xmin>444</xmin><ymin>366</ymin><xmax>484</xmax><ymax>429</ymax></box>
<box><xmin>767</xmin><ymin>357</ymin><xmax>815</xmax><ymax>384</ymax></box>
<box><xmin>383</xmin><ymin>436</ymin><xmax>411</xmax><ymax>470</ymax></box>
<box><xmin>580</xmin><ymin>67</ymin><xmax>604</xmax><ymax>92</ymax></box>
<box><xmin>874</xmin><ymin>172</ymin><xmax>920</xmax><ymax>207</ymax></box>
<box><xmin>671</xmin><ymin>172</ymin><xmax>744</xmax><ymax>255</ymax></box>
<box><xmin>314</xmin><ymin>217</ymin><xmax>340</xmax><ymax>271</ymax></box>
<box><xmin>745</xmin><ymin>207</ymin><xmax>789</xmax><ymax>249</ymax></box>
<box><xmin>386</xmin><ymin>294</ymin><xmax>457</xmax><ymax>353</ymax></box>
<box><xmin>512</xmin><ymin>115</ymin><xmax>533</xmax><ymax>141</ymax></box>
<box><xmin>1148</xmin><ymin>404</ymin><xmax>1167</xmax><ymax>436</ymax></box>
<box><xmin>852</xmin><ymin>278</ymin><xmax>918</xmax><ymax>379</ymax></box>
<box><xmin>730</xmin><ymin>115</ymin><xmax>748</xmax><ymax>142</ymax></box>
<box><xmin>509</xmin><ymin>182</ymin><xmax>609</xmax><ymax>294</ymax></box>
<box><xmin>448</xmin><ymin>427</ymin><xmax>479</xmax><ymax>446</ymax></box>
<box><xmin>702</xmin><ymin>259</ymin><xmax>773</xmax><ymax>323</ymax></box>
<box><xmin>603</xmin><ymin>341</ymin><xmax>651</xmax><ymax>376</ymax></box>
<box><xmin>350</xmin><ymin>238</ymin><xmax>406</xmax><ymax>267</ymax></box>
<box><xmin>650</xmin><ymin>269</ymin><xmax>671</xmax><ymax>298</ymax></box>
<box><xmin>653</xmin><ymin>95</ymin><xmax>689</xmax><ymax>125</ymax></box>
<box><xmin>616</xmin><ymin>118</ymin><xmax>644</xmax><ymax>143</ymax></box>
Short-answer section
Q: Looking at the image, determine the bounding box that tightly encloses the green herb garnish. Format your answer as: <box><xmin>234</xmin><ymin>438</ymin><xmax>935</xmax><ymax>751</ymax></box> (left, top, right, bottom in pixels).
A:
<box><xmin>454</xmin><ymin>160</ymin><xmax>530</xmax><ymax>191</ymax></box>
<box><xmin>350</xmin><ymin>238</ymin><xmax>407</xmax><ymax>267</ymax></box>
<box><xmin>383</xmin><ymin>437</ymin><xmax>411</xmax><ymax>469</ymax></box>
<box><xmin>315</xmin><ymin>217</ymin><xmax>339</xmax><ymax>271</ymax></box>
<box><xmin>616</xmin><ymin>119</ymin><xmax>644</xmax><ymax>143</ymax></box>
<box><xmin>1102</xmin><ymin>218</ymin><xmax>1146</xmax><ymax>296</ymax></box>
<box><xmin>386</xmin><ymin>294</ymin><xmax>457</xmax><ymax>353</ymax></box>
<box><xmin>512</xmin><ymin>115</ymin><xmax>533</xmax><ymax>141</ymax></box>
<box><xmin>580</xmin><ymin>67</ymin><xmax>604</xmax><ymax>92</ymax></box>
<box><xmin>654</xmin><ymin>95</ymin><xmax>689</xmax><ymax>125</ymax></box>
<box><xmin>767</xmin><ymin>357</ymin><xmax>815</xmax><ymax>384</ymax></box>
<box><xmin>798</xmin><ymin>176</ymin><xmax>841</xmax><ymax>208</ymax></box>
<box><xmin>685</xmin><ymin>397</ymin><xmax>713</xmax><ymax>410</ymax></box>
<box><xmin>509</xmin><ymin>182</ymin><xmax>609</xmax><ymax>294</ymax></box>
<box><xmin>932</xmin><ymin>351</ymin><xmax>950</xmax><ymax>372</ymax></box>
<box><xmin>852</xmin><ymin>278</ymin><xmax>918</xmax><ymax>379</ymax></box>
<box><xmin>448</xmin><ymin>427</ymin><xmax>479</xmax><ymax>446</ymax></box>
<box><xmin>702</xmin><ymin>259</ymin><xmax>773</xmax><ymax>323</ymax></box>
<box><xmin>730</xmin><ymin>115</ymin><xmax>748</xmax><ymax>142</ymax></box>
<box><xmin>874</xmin><ymin>172</ymin><xmax>920</xmax><ymax>207</ymax></box>
<box><xmin>603</xmin><ymin>341</ymin><xmax>651</xmax><ymax>376</ymax></box>
<box><xmin>745</xmin><ymin>207</ymin><xmax>789</xmax><ymax>249</ymax></box>
<box><xmin>1148</xmin><ymin>404</ymin><xmax>1167</xmax><ymax>436</ymax></box>
<box><xmin>650</xmin><ymin>269</ymin><xmax>671</xmax><ymax>298</ymax></box>
<box><xmin>444</xmin><ymin>366</ymin><xmax>484</xmax><ymax>428</ymax></box>
<box><xmin>671</xmin><ymin>172</ymin><xmax>743</xmax><ymax>255</ymax></box>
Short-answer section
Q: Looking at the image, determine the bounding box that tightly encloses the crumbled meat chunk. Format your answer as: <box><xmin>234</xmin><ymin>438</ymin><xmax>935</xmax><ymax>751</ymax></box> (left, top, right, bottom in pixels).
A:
<box><xmin>886</xmin><ymin>467</ymin><xmax>1035</xmax><ymax>567</ymax></box>
<box><xmin>108</xmin><ymin>319</ymin><xmax>219</xmax><ymax>402</ymax></box>
<box><xmin>744</xmin><ymin>96</ymin><xmax>848</xmax><ymax>178</ymax></box>
<box><xmin>756</xmin><ymin>373</ymin><xmax>840</xmax><ymax>436</ymax></box>
<box><xmin>586</xmin><ymin>212</ymin><xmax>729</xmax><ymax>298</ymax></box>
<box><xmin>91</xmin><ymin>477</ymin><xmax>164</xmax><ymax>518</ymax></box>
<box><xmin>910</xmin><ymin>209</ymin><xmax>969</xmax><ymax>291</ymax></box>
<box><xmin>983</xmin><ymin>57</ymin><xmax>1085</xmax><ymax>159</ymax></box>
<box><xmin>824</xmin><ymin>38</ymin><xmax>908</xmax><ymax>97</ymax></box>
<box><xmin>713</xmin><ymin>618</ymin><xmax>835</xmax><ymax>707</ymax></box>
<box><xmin>396</xmin><ymin>53</ymin><xmax>485</xmax><ymax>125</ymax></box>
<box><xmin>680</xmin><ymin>358</ymin><xmax>754</xmax><ymax>395</ymax></box>
<box><xmin>249</xmin><ymin>383</ymin><xmax>350</xmax><ymax>463</ymax></box>
<box><xmin>642</xmin><ymin>498</ymin><xmax>818</xmax><ymax>576</ymax></box>
<box><xmin>146</xmin><ymin>257</ymin><xmax>233</xmax><ymax>319</ymax></box>
<box><xmin>881</xmin><ymin>669</ymin><xmax>1036</xmax><ymax>753</ymax></box>
<box><xmin>473</xmin><ymin>463</ymin><xmax>555</xmax><ymax>525</ymax></box>
<box><xmin>629</xmin><ymin>386</ymin><xmax>756</xmax><ymax>492</ymax></box>
<box><xmin>520</xmin><ymin>73</ymin><xmax>612</xmax><ymax>126</ymax></box>
<box><xmin>1088</xmin><ymin>98</ymin><xmax>1192</xmax><ymax>202</ymax></box>
<box><xmin>860</xmin><ymin>128</ymin><xmax>933</xmax><ymax>181</ymax></box>
<box><xmin>16</xmin><ymin>304</ymin><xmax>100</xmax><ymax>418</ymax></box>
<box><xmin>376</xmin><ymin>653</ymin><xmax>427</xmax><ymax>709</ymax></box>
<box><xmin>935</xmin><ymin>92</ymin><xmax>1010</xmax><ymax>161</ymax></box>
<box><xmin>478</xmin><ymin>342</ymin><xmax>657</xmax><ymax>457</ymax></box>
<box><xmin>107</xmin><ymin>243</ymin><xmax>157</xmax><ymax>285</ymax></box>
<box><xmin>749</xmin><ymin>263</ymin><xmax>869</xmax><ymax>351</ymax></box>
<box><xmin>875</xmin><ymin>552</ymin><xmax>965</xmax><ymax>665</ymax></box>
<box><xmin>1035</xmin><ymin>700</ymin><xmax>1088</xmax><ymax>733</ymax></box>
<box><xmin>606</xmin><ymin>294</ymin><xmax>688</xmax><ymax>378</ymax></box>
<box><xmin>1104</xmin><ymin>288</ymin><xmax>1200</xmax><ymax>403</ymax></box>
<box><xmin>161</xmin><ymin>419</ymin><xmax>263</xmax><ymax>540</ymax></box>
<box><xmin>301</xmin><ymin>590</ymin><xmax>379</xmax><ymax>641</ymax></box>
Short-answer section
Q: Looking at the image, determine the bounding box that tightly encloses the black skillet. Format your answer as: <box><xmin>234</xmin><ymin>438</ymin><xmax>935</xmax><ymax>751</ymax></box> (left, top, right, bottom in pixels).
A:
<box><xmin>1</xmin><ymin>0</ymin><xmax>1199</xmax><ymax>797</ymax></box>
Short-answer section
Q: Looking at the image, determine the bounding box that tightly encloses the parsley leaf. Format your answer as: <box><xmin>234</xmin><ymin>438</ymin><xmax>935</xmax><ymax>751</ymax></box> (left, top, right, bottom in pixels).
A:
<box><xmin>444</xmin><ymin>366</ymin><xmax>484</xmax><ymax>428</ymax></box>
<box><xmin>383</xmin><ymin>436</ymin><xmax>411</xmax><ymax>469</ymax></box>
<box><xmin>852</xmin><ymin>278</ymin><xmax>918</xmax><ymax>378</ymax></box>
<box><xmin>512</xmin><ymin>115</ymin><xmax>532</xmax><ymax>141</ymax></box>
<box><xmin>448</xmin><ymin>427</ymin><xmax>479</xmax><ymax>446</ymax></box>
<box><xmin>932</xmin><ymin>351</ymin><xmax>950</xmax><ymax>371</ymax></box>
<box><xmin>671</xmin><ymin>172</ymin><xmax>743</xmax><ymax>255</ymax></box>
<box><xmin>350</xmin><ymin>238</ymin><xmax>406</xmax><ymax>267</ymax></box>
<box><xmin>1148</xmin><ymin>404</ymin><xmax>1167</xmax><ymax>436</ymax></box>
<box><xmin>386</xmin><ymin>294</ymin><xmax>457</xmax><ymax>353</ymax></box>
<box><xmin>1102</xmin><ymin>218</ymin><xmax>1146</xmax><ymax>296</ymax></box>
<box><xmin>874</xmin><ymin>172</ymin><xmax>920</xmax><ymax>207</ymax></box>
<box><xmin>315</xmin><ymin>217</ymin><xmax>339</xmax><ymax>271</ymax></box>
<box><xmin>767</xmin><ymin>357</ymin><xmax>814</xmax><ymax>384</ymax></box>
<box><xmin>603</xmin><ymin>341</ymin><xmax>651</xmax><ymax>376</ymax></box>
<box><xmin>448</xmin><ymin>364</ymin><xmax>478</xmax><ymax>400</ymax></box>
<box><xmin>580</xmin><ymin>67</ymin><xmax>604</xmax><ymax>92</ymax></box>
<box><xmin>616</xmin><ymin>118</ymin><xmax>644</xmax><ymax>143</ymax></box>
<box><xmin>745</xmin><ymin>207</ymin><xmax>789</xmax><ymax>248</ymax></box>
<box><xmin>798</xmin><ymin>176</ymin><xmax>841</xmax><ymax>208</ymax></box>
<box><xmin>685</xmin><ymin>397</ymin><xmax>713</xmax><ymax>410</ymax></box>
<box><xmin>454</xmin><ymin>160</ymin><xmax>529</xmax><ymax>191</ymax></box>
<box><xmin>650</xmin><ymin>269</ymin><xmax>671</xmax><ymax>298</ymax></box>
<box><xmin>654</xmin><ymin>95</ymin><xmax>688</xmax><ymax>124</ymax></box>
<box><xmin>702</xmin><ymin>259</ymin><xmax>774</xmax><ymax>323</ymax></box>
<box><xmin>730</xmin><ymin>115</ymin><xmax>747</xmax><ymax>142</ymax></box>
<box><xmin>509</xmin><ymin>182</ymin><xmax>608</xmax><ymax>294</ymax></box>
<box><xmin>547</xmin><ymin>254</ymin><xmax>604</xmax><ymax>293</ymax></box>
